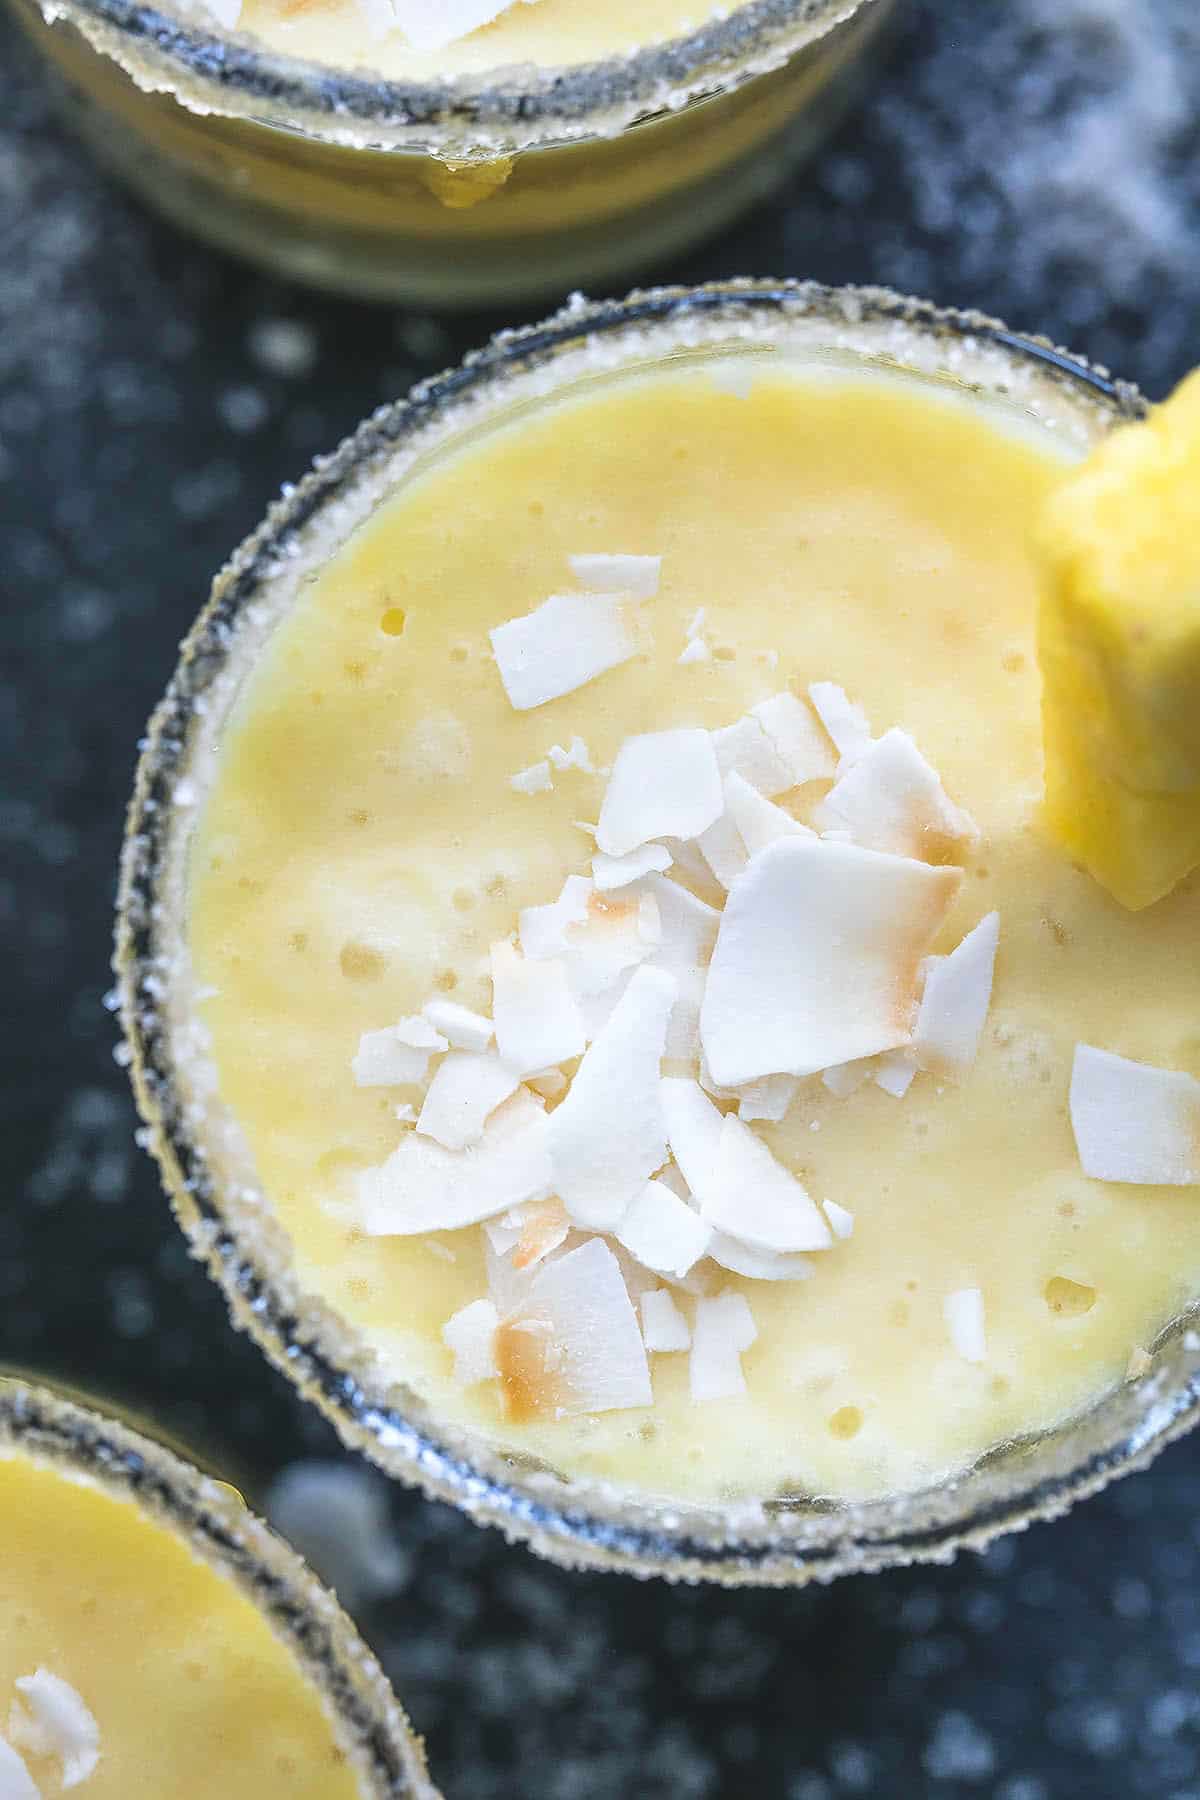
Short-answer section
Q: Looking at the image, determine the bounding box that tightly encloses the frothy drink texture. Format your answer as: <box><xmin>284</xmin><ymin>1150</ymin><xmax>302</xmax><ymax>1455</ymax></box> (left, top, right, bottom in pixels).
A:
<box><xmin>184</xmin><ymin>358</ymin><xmax>1200</xmax><ymax>1506</ymax></box>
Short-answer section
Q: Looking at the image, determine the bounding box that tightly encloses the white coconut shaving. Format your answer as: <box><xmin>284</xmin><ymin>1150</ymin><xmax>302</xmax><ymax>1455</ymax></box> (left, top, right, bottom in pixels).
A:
<box><xmin>0</xmin><ymin>1735</ymin><xmax>40</xmax><ymax>1800</ymax></box>
<box><xmin>702</xmin><ymin>1115</ymin><xmax>833</xmax><ymax>1253</ymax></box>
<box><xmin>10</xmin><ymin>1672</ymin><xmax>100</xmax><ymax>1790</ymax></box>
<box><xmin>359</xmin><ymin>1088</ymin><xmax>552</xmax><ymax>1234</ymax></box>
<box><xmin>596</xmin><ymin>730</ymin><xmax>723</xmax><ymax>857</ymax></box>
<box><xmin>568</xmin><ymin>553</ymin><xmax>661</xmax><ymax>599</ymax></box>
<box><xmin>1070</xmin><ymin>1045</ymin><xmax>1200</xmax><ymax>1186</ymax></box>
<box><xmin>490</xmin><ymin>592</ymin><xmax>633</xmax><ymax>711</ymax></box>
<box><xmin>421</xmin><ymin>998</ymin><xmax>494</xmax><ymax>1053</ymax></box>
<box><xmin>913</xmin><ymin>911</ymin><xmax>1000</xmax><ymax>1078</ymax></box>
<box><xmin>490</xmin><ymin>939</ymin><xmax>586</xmax><ymax>1075</ymax></box>
<box><xmin>818</xmin><ymin>727</ymin><xmax>979</xmax><ymax>862</ymax></box>
<box><xmin>690</xmin><ymin>1292</ymin><xmax>758</xmax><ymax>1401</ymax></box>
<box><xmin>548</xmin><ymin>965</ymin><xmax>676</xmax><ymax>1229</ymax></box>
<box><xmin>807</xmin><ymin>681</ymin><xmax>873</xmax><ymax>764</ymax></box>
<box><xmin>615</xmin><ymin>1178</ymin><xmax>712</xmax><ymax>1280</ymax></box>
<box><xmin>510</xmin><ymin>760</ymin><xmax>553</xmax><ymax>795</ymax></box>
<box><xmin>701</xmin><ymin>837</ymin><xmax>961</xmax><ymax>1085</ymax></box>
<box><xmin>874</xmin><ymin>1049</ymin><xmax>917</xmax><ymax>1098</ymax></box>
<box><xmin>497</xmin><ymin>1238</ymin><xmax>652</xmax><ymax>1417</ymax></box>
<box><xmin>201</xmin><ymin>0</ymin><xmax>241</xmax><ymax>27</ymax></box>
<box><xmin>944</xmin><ymin>1288</ymin><xmax>987</xmax><ymax>1363</ymax></box>
<box><xmin>352</xmin><ymin>1017</ymin><xmax>447</xmax><ymax>1087</ymax></box>
<box><xmin>752</xmin><ymin>691</ymin><xmax>837</xmax><ymax>784</ymax></box>
<box><xmin>723</xmin><ymin>771</ymin><xmax>813</xmax><ymax>858</ymax></box>
<box><xmin>678</xmin><ymin>634</ymin><xmax>711</xmax><ymax>665</ymax></box>
<box><xmin>824</xmin><ymin>1200</ymin><xmax>855</xmax><ymax>1240</ymax></box>
<box><xmin>822</xmin><ymin>1058</ymin><xmax>873</xmax><ymax>1099</ymax></box>
<box><xmin>443</xmin><ymin>1298</ymin><xmax>500</xmax><ymax>1386</ymax></box>
<box><xmin>519</xmin><ymin>874</ymin><xmax>592</xmax><ymax>960</ymax></box>
<box><xmin>416</xmin><ymin>1049</ymin><xmax>521</xmax><ymax>1151</ymax></box>
<box><xmin>695</xmin><ymin>810</ymin><xmax>749</xmax><ymax>890</ymax></box>
<box><xmin>736</xmin><ymin>1072</ymin><xmax>799</xmax><ymax>1124</ymax></box>
<box><xmin>707</xmin><ymin>1234</ymin><xmax>815</xmax><ymax>1281</ymax></box>
<box><xmin>711</xmin><ymin>715</ymin><xmax>796</xmax><ymax>797</ymax></box>
<box><xmin>640</xmin><ymin>1288</ymin><xmax>691</xmax><ymax>1352</ymax></box>
<box><xmin>546</xmin><ymin>735</ymin><xmax>593</xmax><ymax>773</ymax></box>
<box><xmin>592</xmin><ymin>843</ymin><xmax>672</xmax><ymax>892</ymax></box>
<box><xmin>660</xmin><ymin>1076</ymin><xmax>724</xmax><ymax>1211</ymax></box>
<box><xmin>391</xmin><ymin>0</ymin><xmax>541</xmax><ymax>56</ymax></box>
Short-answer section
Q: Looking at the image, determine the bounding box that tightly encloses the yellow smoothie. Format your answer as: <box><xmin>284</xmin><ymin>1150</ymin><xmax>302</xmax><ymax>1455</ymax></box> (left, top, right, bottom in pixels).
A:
<box><xmin>0</xmin><ymin>1449</ymin><xmax>369</xmax><ymax>1798</ymax></box>
<box><xmin>181</xmin><ymin>354</ymin><xmax>1200</xmax><ymax>1510</ymax></box>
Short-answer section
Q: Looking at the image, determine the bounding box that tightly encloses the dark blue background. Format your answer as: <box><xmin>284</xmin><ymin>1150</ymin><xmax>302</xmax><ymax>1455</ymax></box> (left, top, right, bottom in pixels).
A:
<box><xmin>3</xmin><ymin>2</ymin><xmax>1200</xmax><ymax>1794</ymax></box>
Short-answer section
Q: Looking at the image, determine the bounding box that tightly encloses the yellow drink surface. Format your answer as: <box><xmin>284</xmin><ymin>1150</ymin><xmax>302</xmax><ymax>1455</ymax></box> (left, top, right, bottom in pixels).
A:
<box><xmin>0</xmin><ymin>1450</ymin><xmax>365</xmax><ymax>1797</ymax></box>
<box><xmin>187</xmin><ymin>363</ymin><xmax>1200</xmax><ymax>1505</ymax></box>
<box><xmin>240</xmin><ymin>0</ymin><xmax>751</xmax><ymax>83</ymax></box>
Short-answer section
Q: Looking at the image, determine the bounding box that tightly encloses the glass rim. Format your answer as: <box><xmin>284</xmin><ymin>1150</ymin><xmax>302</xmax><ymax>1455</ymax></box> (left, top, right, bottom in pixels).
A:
<box><xmin>0</xmin><ymin>1374</ymin><xmax>439</xmax><ymax>1798</ymax></box>
<box><xmin>116</xmin><ymin>277</ymin><xmax>1185</xmax><ymax>1587</ymax></box>
<box><xmin>40</xmin><ymin>0</ymin><xmax>879</xmax><ymax>150</ymax></box>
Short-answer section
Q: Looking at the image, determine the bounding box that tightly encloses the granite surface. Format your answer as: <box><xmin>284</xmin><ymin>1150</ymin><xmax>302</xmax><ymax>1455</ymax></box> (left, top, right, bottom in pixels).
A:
<box><xmin>3</xmin><ymin>0</ymin><xmax>1200</xmax><ymax>1795</ymax></box>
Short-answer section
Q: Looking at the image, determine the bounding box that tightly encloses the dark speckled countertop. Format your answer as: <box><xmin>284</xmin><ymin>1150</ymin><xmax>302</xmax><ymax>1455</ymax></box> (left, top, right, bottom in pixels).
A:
<box><xmin>4</xmin><ymin>2</ymin><xmax>1200</xmax><ymax>1795</ymax></box>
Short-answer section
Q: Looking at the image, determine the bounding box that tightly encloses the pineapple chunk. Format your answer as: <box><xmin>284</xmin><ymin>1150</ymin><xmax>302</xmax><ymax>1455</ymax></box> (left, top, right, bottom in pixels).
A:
<box><xmin>1038</xmin><ymin>368</ymin><xmax>1200</xmax><ymax>910</ymax></box>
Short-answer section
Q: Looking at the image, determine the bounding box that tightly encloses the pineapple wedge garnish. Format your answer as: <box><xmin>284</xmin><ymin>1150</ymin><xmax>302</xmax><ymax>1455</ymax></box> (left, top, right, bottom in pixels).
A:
<box><xmin>1038</xmin><ymin>369</ymin><xmax>1200</xmax><ymax>910</ymax></box>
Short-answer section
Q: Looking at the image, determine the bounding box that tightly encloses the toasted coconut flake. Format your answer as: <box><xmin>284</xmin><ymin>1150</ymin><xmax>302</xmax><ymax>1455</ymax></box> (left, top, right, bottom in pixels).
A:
<box><xmin>592</xmin><ymin>843</ymin><xmax>672</xmax><ymax>892</ymax></box>
<box><xmin>359</xmin><ymin>1088</ymin><xmax>552</xmax><ymax>1234</ymax></box>
<box><xmin>711</xmin><ymin>716</ymin><xmax>795</xmax><ymax>797</ymax></box>
<box><xmin>496</xmin><ymin>1238</ymin><xmax>652</xmax><ymax>1420</ymax></box>
<box><xmin>736</xmin><ymin>1073</ymin><xmax>799</xmax><ymax>1124</ymax></box>
<box><xmin>641</xmin><ymin>1289</ymin><xmax>691</xmax><ymax>1351</ymax></box>
<box><xmin>11</xmin><ymin>1672</ymin><xmax>100</xmax><ymax>1790</ymax></box>
<box><xmin>874</xmin><ymin>1049</ymin><xmax>916</xmax><ymax>1098</ymax></box>
<box><xmin>352</xmin><ymin>1017</ymin><xmax>447</xmax><ymax>1087</ymax></box>
<box><xmin>913</xmin><ymin>911</ymin><xmax>1000</xmax><ymax>1078</ymax></box>
<box><xmin>510</xmin><ymin>760</ymin><xmax>553</xmax><ymax>795</ymax></box>
<box><xmin>690</xmin><ymin>1292</ymin><xmax>758</xmax><ymax>1401</ymax></box>
<box><xmin>808</xmin><ymin>681</ymin><xmax>873</xmax><ymax>764</ymax></box>
<box><xmin>944</xmin><ymin>1287</ymin><xmax>987</xmax><ymax>1362</ymax></box>
<box><xmin>596</xmin><ymin>730</ymin><xmax>723</xmax><ymax>857</ymax></box>
<box><xmin>752</xmin><ymin>691</ymin><xmax>837</xmax><ymax>784</ymax></box>
<box><xmin>707</xmin><ymin>1234</ymin><xmax>814</xmax><ymax>1281</ymax></box>
<box><xmin>563</xmin><ymin>889</ymin><xmax>661</xmax><ymax>1006</ymax></box>
<box><xmin>421</xmin><ymin>998</ymin><xmax>494</xmax><ymax>1053</ymax></box>
<box><xmin>695</xmin><ymin>811</ymin><xmax>749</xmax><ymax>889</ymax></box>
<box><xmin>616</xmin><ymin>1178</ymin><xmax>713</xmax><ymax>1279</ymax></box>
<box><xmin>1069</xmin><ymin>1045</ymin><xmax>1200</xmax><ymax>1185</ymax></box>
<box><xmin>824</xmin><ymin>1200</ymin><xmax>855</xmax><ymax>1239</ymax></box>
<box><xmin>491</xmin><ymin>939</ymin><xmax>586</xmax><ymax>1075</ymax></box>
<box><xmin>0</xmin><ymin>1736</ymin><xmax>39</xmax><ymax>1800</ymax></box>
<box><xmin>490</xmin><ymin>592</ymin><xmax>633</xmax><ymax>711</ymax></box>
<box><xmin>724</xmin><ymin>771</ymin><xmax>813</xmax><ymax>858</ymax></box>
<box><xmin>568</xmin><ymin>553</ymin><xmax>661</xmax><ymax>599</ymax></box>
<box><xmin>661</xmin><ymin>1076</ymin><xmax>725</xmax><ymax>1209</ymax></box>
<box><xmin>416</xmin><ymin>1049</ymin><xmax>521</xmax><ymax>1150</ymax></box>
<box><xmin>442</xmin><ymin>1298</ymin><xmax>500</xmax><ymax>1386</ymax></box>
<box><xmin>701</xmin><ymin>838</ymin><xmax>961</xmax><ymax>1085</ymax></box>
<box><xmin>546</xmin><ymin>735</ymin><xmax>593</xmax><ymax>772</ymax></box>
<box><xmin>702</xmin><ymin>1115</ymin><xmax>833</xmax><ymax>1252</ymax></box>
<box><xmin>519</xmin><ymin>874</ymin><xmax>592</xmax><ymax>961</ymax></box>
<box><xmin>548</xmin><ymin>966</ymin><xmax>676</xmax><ymax>1229</ymax></box>
<box><xmin>818</xmin><ymin>727</ymin><xmax>979</xmax><ymax>862</ymax></box>
<box><xmin>507</xmin><ymin>1198</ymin><xmax>569</xmax><ymax>1270</ymax></box>
<box><xmin>821</xmin><ymin>1058</ymin><xmax>873</xmax><ymax>1099</ymax></box>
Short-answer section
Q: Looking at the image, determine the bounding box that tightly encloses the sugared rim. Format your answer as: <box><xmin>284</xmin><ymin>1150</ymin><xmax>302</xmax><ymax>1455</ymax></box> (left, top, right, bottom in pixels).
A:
<box><xmin>116</xmin><ymin>278</ymin><xmax>1191</xmax><ymax>1588</ymax></box>
<box><xmin>0</xmin><ymin>1375</ymin><xmax>439</xmax><ymax>1797</ymax></box>
<box><xmin>46</xmin><ymin>0</ymin><xmax>879</xmax><ymax>151</ymax></box>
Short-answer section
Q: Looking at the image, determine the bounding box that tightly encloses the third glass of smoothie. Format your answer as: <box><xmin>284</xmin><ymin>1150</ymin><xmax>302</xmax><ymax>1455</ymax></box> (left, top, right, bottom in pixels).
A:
<box><xmin>118</xmin><ymin>281</ymin><xmax>1200</xmax><ymax>1583</ymax></box>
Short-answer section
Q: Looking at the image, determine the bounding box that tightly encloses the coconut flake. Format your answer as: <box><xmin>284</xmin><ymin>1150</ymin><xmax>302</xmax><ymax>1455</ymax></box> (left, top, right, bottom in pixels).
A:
<box><xmin>695</xmin><ymin>811</ymin><xmax>749</xmax><ymax>889</ymax></box>
<box><xmin>1126</xmin><ymin>1345</ymin><xmax>1153</xmax><ymax>1381</ymax></box>
<box><xmin>678</xmin><ymin>636</ymin><xmax>711</xmax><ymax>665</ymax></box>
<box><xmin>548</xmin><ymin>966</ymin><xmax>676</xmax><ymax>1229</ymax></box>
<box><xmin>690</xmin><ymin>1292</ymin><xmax>758</xmax><ymax>1401</ymax></box>
<box><xmin>592</xmin><ymin>843</ymin><xmax>672</xmax><ymax>892</ymax></box>
<box><xmin>546</xmin><ymin>735</ymin><xmax>593</xmax><ymax>773</ymax></box>
<box><xmin>510</xmin><ymin>1197</ymin><xmax>570</xmax><ymax>1269</ymax></box>
<box><xmin>616</xmin><ymin>1178</ymin><xmax>713</xmax><ymax>1279</ymax></box>
<box><xmin>822</xmin><ymin>1058</ymin><xmax>874</xmax><ymax>1098</ymax></box>
<box><xmin>510</xmin><ymin>760</ymin><xmax>553</xmax><ymax>795</ymax></box>
<box><xmin>751</xmin><ymin>691</ymin><xmax>837</xmax><ymax>784</ymax></box>
<box><xmin>391</xmin><ymin>0</ymin><xmax>536</xmax><ymax>54</ymax></box>
<box><xmin>10</xmin><ymin>1673</ymin><xmax>100</xmax><ymax>1790</ymax></box>
<box><xmin>352</xmin><ymin>1017</ymin><xmax>447</xmax><ymax>1087</ymax></box>
<box><xmin>711</xmin><ymin>716</ymin><xmax>795</xmax><ymax>797</ymax></box>
<box><xmin>736</xmin><ymin>1073</ymin><xmax>799</xmax><ymax>1124</ymax></box>
<box><xmin>637</xmin><ymin>874</ymin><xmax>720</xmax><ymax>1060</ymax></box>
<box><xmin>818</xmin><ymin>727</ymin><xmax>979</xmax><ymax>862</ymax></box>
<box><xmin>416</xmin><ymin>1049</ymin><xmax>521</xmax><ymax>1150</ymax></box>
<box><xmin>490</xmin><ymin>593</ymin><xmax>633</xmax><ymax>711</ymax></box>
<box><xmin>596</xmin><ymin>730</ymin><xmax>723</xmax><ymax>857</ymax></box>
<box><xmin>1070</xmin><ymin>1045</ymin><xmax>1200</xmax><ymax>1186</ymax></box>
<box><xmin>723</xmin><ymin>771</ymin><xmax>813</xmax><ymax>858</ymax></box>
<box><xmin>702</xmin><ymin>837</ymin><xmax>961</xmax><ymax>1086</ymax></box>
<box><xmin>660</xmin><ymin>1077</ymin><xmax>725</xmax><ymax>1209</ymax></box>
<box><xmin>824</xmin><ymin>1200</ymin><xmax>855</xmax><ymax>1239</ymax></box>
<box><xmin>421</xmin><ymin>998</ymin><xmax>494</xmax><ymax>1052</ymax></box>
<box><xmin>561</xmin><ymin>889</ymin><xmax>661</xmax><ymax>1010</ymax></box>
<box><xmin>702</xmin><ymin>1115</ymin><xmax>833</xmax><ymax>1252</ymax></box>
<box><xmin>519</xmin><ymin>874</ymin><xmax>592</xmax><ymax>960</ymax></box>
<box><xmin>641</xmin><ymin>1289</ymin><xmax>691</xmax><ymax>1352</ymax></box>
<box><xmin>707</xmin><ymin>1234</ymin><xmax>815</xmax><ymax>1281</ymax></box>
<box><xmin>526</xmin><ymin>1067</ymin><xmax>568</xmax><ymax>1102</ymax></box>
<box><xmin>874</xmin><ymin>1049</ymin><xmax>916</xmax><ymax>1098</ymax></box>
<box><xmin>359</xmin><ymin>1088</ymin><xmax>552</xmax><ymax>1234</ymax></box>
<box><xmin>944</xmin><ymin>1288</ymin><xmax>987</xmax><ymax>1363</ymax></box>
<box><xmin>568</xmin><ymin>553</ymin><xmax>660</xmax><ymax>599</ymax></box>
<box><xmin>808</xmin><ymin>681</ymin><xmax>873</xmax><ymax>764</ymax></box>
<box><xmin>442</xmin><ymin>1298</ymin><xmax>500</xmax><ymax>1386</ymax></box>
<box><xmin>491</xmin><ymin>939</ymin><xmax>586</xmax><ymax>1075</ymax></box>
<box><xmin>0</xmin><ymin>1737</ymin><xmax>39</xmax><ymax>1800</ymax></box>
<box><xmin>495</xmin><ymin>1238</ymin><xmax>652</xmax><ymax>1419</ymax></box>
<box><xmin>913</xmin><ymin>911</ymin><xmax>1000</xmax><ymax>1078</ymax></box>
